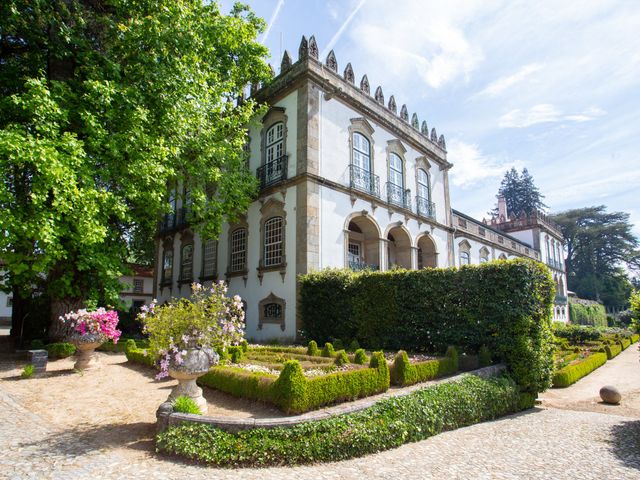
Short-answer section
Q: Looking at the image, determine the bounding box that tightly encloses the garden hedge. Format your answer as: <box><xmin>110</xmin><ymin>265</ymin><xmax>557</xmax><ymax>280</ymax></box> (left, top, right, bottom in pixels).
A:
<box><xmin>390</xmin><ymin>348</ymin><xmax>458</xmax><ymax>387</ymax></box>
<box><xmin>568</xmin><ymin>301</ymin><xmax>607</xmax><ymax>327</ymax></box>
<box><xmin>125</xmin><ymin>347</ymin><xmax>157</xmax><ymax>368</ymax></box>
<box><xmin>300</xmin><ymin>259</ymin><xmax>555</xmax><ymax>393</ymax></box>
<box><xmin>620</xmin><ymin>338</ymin><xmax>632</xmax><ymax>350</ymax></box>
<box><xmin>45</xmin><ymin>342</ymin><xmax>76</xmax><ymax>359</ymax></box>
<box><xmin>632</xmin><ymin>334</ymin><xmax>640</xmax><ymax>343</ymax></box>
<box><xmin>156</xmin><ymin>374</ymin><xmax>528</xmax><ymax>467</ymax></box>
<box><xmin>198</xmin><ymin>352</ymin><xmax>390</xmax><ymax>414</ymax></box>
<box><xmin>605</xmin><ymin>343</ymin><xmax>622</xmax><ymax>360</ymax></box>
<box><xmin>552</xmin><ymin>353</ymin><xmax>607</xmax><ymax>387</ymax></box>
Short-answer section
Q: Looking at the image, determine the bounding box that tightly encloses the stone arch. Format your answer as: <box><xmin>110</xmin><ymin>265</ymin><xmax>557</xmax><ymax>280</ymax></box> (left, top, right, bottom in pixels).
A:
<box><xmin>386</xmin><ymin>223</ymin><xmax>412</xmax><ymax>269</ymax></box>
<box><xmin>344</xmin><ymin>212</ymin><xmax>381</xmax><ymax>270</ymax></box>
<box><xmin>498</xmin><ymin>253</ymin><xmax>507</xmax><ymax>260</ymax></box>
<box><xmin>416</xmin><ymin>233</ymin><xmax>438</xmax><ymax>268</ymax></box>
<box><xmin>458</xmin><ymin>240</ymin><xmax>471</xmax><ymax>266</ymax></box>
<box><xmin>479</xmin><ymin>246</ymin><xmax>490</xmax><ymax>263</ymax></box>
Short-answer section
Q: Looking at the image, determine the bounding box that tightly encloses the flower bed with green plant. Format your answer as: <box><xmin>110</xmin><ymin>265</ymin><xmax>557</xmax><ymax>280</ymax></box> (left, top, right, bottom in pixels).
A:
<box><xmin>156</xmin><ymin>374</ymin><xmax>529</xmax><ymax>467</ymax></box>
<box><xmin>552</xmin><ymin>352</ymin><xmax>607</xmax><ymax>387</ymax></box>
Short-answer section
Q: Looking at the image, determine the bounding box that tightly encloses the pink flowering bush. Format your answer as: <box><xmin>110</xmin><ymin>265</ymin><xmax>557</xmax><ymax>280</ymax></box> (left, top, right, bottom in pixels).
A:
<box><xmin>138</xmin><ymin>282</ymin><xmax>245</xmax><ymax>379</ymax></box>
<box><xmin>61</xmin><ymin>307</ymin><xmax>121</xmax><ymax>343</ymax></box>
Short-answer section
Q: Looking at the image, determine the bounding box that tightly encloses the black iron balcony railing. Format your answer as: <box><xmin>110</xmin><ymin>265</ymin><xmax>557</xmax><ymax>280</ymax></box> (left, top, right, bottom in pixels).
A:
<box><xmin>416</xmin><ymin>196</ymin><xmax>435</xmax><ymax>220</ymax></box>
<box><xmin>257</xmin><ymin>156</ymin><xmax>288</xmax><ymax>189</ymax></box>
<box><xmin>348</xmin><ymin>254</ymin><xmax>379</xmax><ymax>272</ymax></box>
<box><xmin>349</xmin><ymin>164</ymin><xmax>380</xmax><ymax>197</ymax></box>
<box><xmin>386</xmin><ymin>182</ymin><xmax>411</xmax><ymax>210</ymax></box>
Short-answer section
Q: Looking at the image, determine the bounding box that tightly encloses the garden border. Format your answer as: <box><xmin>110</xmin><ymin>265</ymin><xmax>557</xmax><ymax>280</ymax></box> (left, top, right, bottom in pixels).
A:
<box><xmin>156</xmin><ymin>363</ymin><xmax>505</xmax><ymax>433</ymax></box>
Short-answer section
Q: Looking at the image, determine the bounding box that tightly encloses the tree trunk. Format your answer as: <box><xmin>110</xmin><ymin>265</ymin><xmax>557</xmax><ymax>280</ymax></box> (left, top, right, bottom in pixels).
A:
<box><xmin>49</xmin><ymin>297</ymin><xmax>85</xmax><ymax>341</ymax></box>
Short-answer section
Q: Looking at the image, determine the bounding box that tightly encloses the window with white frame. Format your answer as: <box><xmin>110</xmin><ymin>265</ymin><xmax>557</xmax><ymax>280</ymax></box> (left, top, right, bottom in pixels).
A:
<box><xmin>263</xmin><ymin>216</ymin><xmax>284</xmax><ymax>267</ymax></box>
<box><xmin>352</xmin><ymin>132</ymin><xmax>371</xmax><ymax>172</ymax></box>
<box><xmin>201</xmin><ymin>239</ymin><xmax>218</xmax><ymax>278</ymax></box>
<box><xmin>459</xmin><ymin>241</ymin><xmax>471</xmax><ymax>266</ymax></box>
<box><xmin>479</xmin><ymin>247</ymin><xmax>489</xmax><ymax>263</ymax></box>
<box><xmin>417</xmin><ymin>168</ymin><xmax>430</xmax><ymax>200</ymax></box>
<box><xmin>180</xmin><ymin>244</ymin><xmax>193</xmax><ymax>281</ymax></box>
<box><xmin>230</xmin><ymin>228</ymin><xmax>247</xmax><ymax>272</ymax></box>
<box><xmin>459</xmin><ymin>251</ymin><xmax>470</xmax><ymax>265</ymax></box>
<box><xmin>265</xmin><ymin>122</ymin><xmax>284</xmax><ymax>164</ymax></box>
<box><xmin>133</xmin><ymin>279</ymin><xmax>144</xmax><ymax>293</ymax></box>
<box><xmin>388</xmin><ymin>153</ymin><xmax>404</xmax><ymax>188</ymax></box>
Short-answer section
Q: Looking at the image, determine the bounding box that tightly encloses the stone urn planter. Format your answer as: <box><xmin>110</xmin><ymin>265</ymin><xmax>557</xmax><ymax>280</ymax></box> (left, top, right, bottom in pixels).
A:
<box><xmin>68</xmin><ymin>335</ymin><xmax>104</xmax><ymax>371</ymax></box>
<box><xmin>167</xmin><ymin>347</ymin><xmax>219</xmax><ymax>412</ymax></box>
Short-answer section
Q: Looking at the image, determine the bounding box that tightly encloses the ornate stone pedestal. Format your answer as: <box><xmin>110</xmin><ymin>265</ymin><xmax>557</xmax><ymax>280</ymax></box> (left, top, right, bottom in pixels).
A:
<box><xmin>73</xmin><ymin>341</ymin><xmax>103</xmax><ymax>371</ymax></box>
<box><xmin>167</xmin><ymin>347</ymin><xmax>218</xmax><ymax>414</ymax></box>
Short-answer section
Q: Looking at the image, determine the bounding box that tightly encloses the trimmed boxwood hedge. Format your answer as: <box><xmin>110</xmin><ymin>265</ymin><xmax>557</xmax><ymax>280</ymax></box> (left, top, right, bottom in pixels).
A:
<box><xmin>390</xmin><ymin>348</ymin><xmax>458</xmax><ymax>387</ymax></box>
<box><xmin>125</xmin><ymin>347</ymin><xmax>156</xmax><ymax>368</ymax></box>
<box><xmin>605</xmin><ymin>343</ymin><xmax>622</xmax><ymax>360</ymax></box>
<box><xmin>156</xmin><ymin>374</ymin><xmax>528</xmax><ymax>467</ymax></box>
<box><xmin>552</xmin><ymin>353</ymin><xmax>607</xmax><ymax>387</ymax></box>
<box><xmin>632</xmin><ymin>334</ymin><xmax>640</xmax><ymax>343</ymax></box>
<box><xmin>45</xmin><ymin>342</ymin><xmax>76</xmax><ymax>359</ymax></box>
<box><xmin>300</xmin><ymin>259</ymin><xmax>555</xmax><ymax>394</ymax></box>
<box><xmin>620</xmin><ymin>337</ymin><xmax>632</xmax><ymax>350</ymax></box>
<box><xmin>198</xmin><ymin>352</ymin><xmax>390</xmax><ymax>414</ymax></box>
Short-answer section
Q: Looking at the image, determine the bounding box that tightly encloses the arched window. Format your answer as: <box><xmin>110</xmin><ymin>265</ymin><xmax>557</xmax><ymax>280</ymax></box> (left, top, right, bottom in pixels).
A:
<box><xmin>459</xmin><ymin>251</ymin><xmax>470</xmax><ymax>266</ymax></box>
<box><xmin>498</xmin><ymin>253</ymin><xmax>507</xmax><ymax>260</ymax></box>
<box><xmin>459</xmin><ymin>240</ymin><xmax>471</xmax><ymax>266</ymax></box>
<box><xmin>162</xmin><ymin>249</ymin><xmax>173</xmax><ymax>283</ymax></box>
<box><xmin>352</xmin><ymin>132</ymin><xmax>371</xmax><ymax>172</ymax></box>
<box><xmin>479</xmin><ymin>247</ymin><xmax>489</xmax><ymax>263</ymax></box>
<box><xmin>265</xmin><ymin>122</ymin><xmax>284</xmax><ymax>164</ymax></box>
<box><xmin>230</xmin><ymin>227</ymin><xmax>247</xmax><ymax>273</ymax></box>
<box><xmin>417</xmin><ymin>168</ymin><xmax>430</xmax><ymax>200</ymax></box>
<box><xmin>263</xmin><ymin>216</ymin><xmax>284</xmax><ymax>267</ymax></box>
<box><xmin>389</xmin><ymin>153</ymin><xmax>404</xmax><ymax>188</ymax></box>
<box><xmin>180</xmin><ymin>244</ymin><xmax>193</xmax><ymax>282</ymax></box>
<box><xmin>201</xmin><ymin>239</ymin><xmax>217</xmax><ymax>279</ymax></box>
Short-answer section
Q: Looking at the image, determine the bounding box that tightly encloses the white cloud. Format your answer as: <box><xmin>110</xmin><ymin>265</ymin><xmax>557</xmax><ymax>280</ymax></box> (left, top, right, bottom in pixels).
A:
<box><xmin>475</xmin><ymin>63</ymin><xmax>543</xmax><ymax>97</ymax></box>
<box><xmin>498</xmin><ymin>104</ymin><xmax>605</xmax><ymax>128</ymax></box>
<box><xmin>448</xmin><ymin>139</ymin><xmax>520</xmax><ymax>187</ymax></box>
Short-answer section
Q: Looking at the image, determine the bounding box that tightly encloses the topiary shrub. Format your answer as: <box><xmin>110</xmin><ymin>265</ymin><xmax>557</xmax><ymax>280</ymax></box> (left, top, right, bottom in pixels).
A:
<box><xmin>307</xmin><ymin>340</ymin><xmax>319</xmax><ymax>357</ymax></box>
<box><xmin>228</xmin><ymin>346</ymin><xmax>244</xmax><ymax>363</ymax></box>
<box><xmin>321</xmin><ymin>342</ymin><xmax>335</xmax><ymax>358</ymax></box>
<box><xmin>348</xmin><ymin>339</ymin><xmax>360</xmax><ymax>352</ymax></box>
<box><xmin>45</xmin><ymin>342</ymin><xmax>76</xmax><ymax>359</ymax></box>
<box><xmin>125</xmin><ymin>339</ymin><xmax>137</xmax><ymax>354</ymax></box>
<box><xmin>445</xmin><ymin>346</ymin><xmax>459</xmax><ymax>371</ymax></box>
<box><xmin>240</xmin><ymin>340</ymin><xmax>249</xmax><ymax>353</ymax></box>
<box><xmin>390</xmin><ymin>350</ymin><xmax>417</xmax><ymax>386</ymax></box>
<box><xmin>353</xmin><ymin>348</ymin><xmax>369</xmax><ymax>365</ymax></box>
<box><xmin>173</xmin><ymin>396</ymin><xmax>202</xmax><ymax>415</ymax></box>
<box><xmin>271</xmin><ymin>360</ymin><xmax>308</xmax><ymax>414</ymax></box>
<box><xmin>478</xmin><ymin>345</ymin><xmax>492</xmax><ymax>367</ymax></box>
<box><xmin>620</xmin><ymin>338</ymin><xmax>632</xmax><ymax>350</ymax></box>
<box><xmin>334</xmin><ymin>350</ymin><xmax>349</xmax><ymax>366</ymax></box>
<box><xmin>605</xmin><ymin>343</ymin><xmax>622</xmax><ymax>359</ymax></box>
<box><xmin>552</xmin><ymin>353</ymin><xmax>607</xmax><ymax>387</ymax></box>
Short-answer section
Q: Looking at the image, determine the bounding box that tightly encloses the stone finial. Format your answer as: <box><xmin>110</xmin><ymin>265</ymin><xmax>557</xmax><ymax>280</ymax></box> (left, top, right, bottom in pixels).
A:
<box><xmin>438</xmin><ymin>134</ymin><xmax>446</xmax><ymax>149</ymax></box>
<box><xmin>374</xmin><ymin>86</ymin><xmax>384</xmax><ymax>105</ymax></box>
<box><xmin>360</xmin><ymin>75</ymin><xmax>370</xmax><ymax>94</ymax></box>
<box><xmin>298</xmin><ymin>35</ymin><xmax>308</xmax><ymax>59</ymax></box>
<box><xmin>411</xmin><ymin>113</ymin><xmax>419</xmax><ymax>129</ymax></box>
<box><xmin>421</xmin><ymin>120</ymin><xmax>429</xmax><ymax>135</ymax></box>
<box><xmin>430</xmin><ymin>127</ymin><xmax>437</xmax><ymax>142</ymax></box>
<box><xmin>268</xmin><ymin>64</ymin><xmax>275</xmax><ymax>77</ymax></box>
<box><xmin>343</xmin><ymin>63</ymin><xmax>355</xmax><ymax>84</ymax></box>
<box><xmin>308</xmin><ymin>35</ymin><xmax>319</xmax><ymax>60</ymax></box>
<box><xmin>281</xmin><ymin>50</ymin><xmax>292</xmax><ymax>71</ymax></box>
<box><xmin>400</xmin><ymin>104</ymin><xmax>408</xmax><ymax>121</ymax></box>
<box><xmin>388</xmin><ymin>95</ymin><xmax>397</xmax><ymax>113</ymax></box>
<box><xmin>325</xmin><ymin>50</ymin><xmax>338</xmax><ymax>72</ymax></box>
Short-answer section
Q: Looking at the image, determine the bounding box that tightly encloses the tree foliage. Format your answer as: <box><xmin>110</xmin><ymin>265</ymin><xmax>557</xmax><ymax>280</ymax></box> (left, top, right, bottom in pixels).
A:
<box><xmin>0</xmin><ymin>0</ymin><xmax>270</xmax><ymax>334</ymax></box>
<box><xmin>551</xmin><ymin>206</ymin><xmax>639</xmax><ymax>307</ymax></box>
<box><xmin>491</xmin><ymin>167</ymin><xmax>547</xmax><ymax>218</ymax></box>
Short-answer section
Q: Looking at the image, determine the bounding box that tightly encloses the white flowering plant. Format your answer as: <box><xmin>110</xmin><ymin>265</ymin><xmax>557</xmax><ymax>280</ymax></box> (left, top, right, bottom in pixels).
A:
<box><xmin>138</xmin><ymin>281</ymin><xmax>245</xmax><ymax>379</ymax></box>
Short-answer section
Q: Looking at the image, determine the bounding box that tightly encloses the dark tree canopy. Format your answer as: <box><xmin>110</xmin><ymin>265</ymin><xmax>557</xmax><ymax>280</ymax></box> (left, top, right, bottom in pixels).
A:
<box><xmin>551</xmin><ymin>206</ymin><xmax>639</xmax><ymax>307</ymax></box>
<box><xmin>0</xmin><ymin>0</ymin><xmax>270</xmax><ymax>338</ymax></box>
<box><xmin>491</xmin><ymin>167</ymin><xmax>547</xmax><ymax>218</ymax></box>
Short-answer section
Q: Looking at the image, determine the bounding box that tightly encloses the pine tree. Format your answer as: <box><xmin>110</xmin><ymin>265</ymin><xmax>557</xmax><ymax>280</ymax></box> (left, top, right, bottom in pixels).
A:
<box><xmin>491</xmin><ymin>168</ymin><xmax>547</xmax><ymax>218</ymax></box>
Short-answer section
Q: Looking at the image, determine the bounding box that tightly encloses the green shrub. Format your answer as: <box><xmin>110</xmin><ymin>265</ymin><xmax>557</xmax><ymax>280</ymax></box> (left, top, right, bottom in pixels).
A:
<box><xmin>21</xmin><ymin>364</ymin><xmax>34</xmax><ymax>379</ymax></box>
<box><xmin>299</xmin><ymin>259</ymin><xmax>555</xmax><ymax>394</ymax></box>
<box><xmin>605</xmin><ymin>343</ymin><xmax>622</xmax><ymax>359</ymax></box>
<box><xmin>173</xmin><ymin>396</ymin><xmax>202</xmax><ymax>415</ymax></box>
<box><xmin>333</xmin><ymin>339</ymin><xmax>344</xmax><ymax>351</ymax></box>
<box><xmin>125</xmin><ymin>347</ymin><xmax>157</xmax><ymax>368</ymax></box>
<box><xmin>552</xmin><ymin>353</ymin><xmax>607</xmax><ymax>387</ymax></box>
<box><xmin>390</xmin><ymin>350</ymin><xmax>458</xmax><ymax>387</ymax></box>
<box><xmin>240</xmin><ymin>340</ymin><xmax>249</xmax><ymax>353</ymax></box>
<box><xmin>620</xmin><ymin>338</ymin><xmax>632</xmax><ymax>350</ymax></box>
<box><xmin>157</xmin><ymin>375</ymin><xmax>525</xmax><ymax>467</ymax></box>
<box><xmin>445</xmin><ymin>346</ymin><xmax>459</xmax><ymax>370</ymax></box>
<box><xmin>321</xmin><ymin>342</ymin><xmax>335</xmax><ymax>358</ymax></box>
<box><xmin>228</xmin><ymin>346</ymin><xmax>243</xmax><ymax>363</ymax></box>
<box><xmin>334</xmin><ymin>350</ymin><xmax>349</xmax><ymax>366</ymax></box>
<box><xmin>30</xmin><ymin>339</ymin><xmax>45</xmax><ymax>350</ymax></box>
<box><xmin>199</xmin><ymin>367</ymin><xmax>276</xmax><ymax>402</ymax></box>
<box><xmin>271</xmin><ymin>361</ymin><xmax>309</xmax><ymax>413</ymax></box>
<box><xmin>45</xmin><ymin>342</ymin><xmax>76</xmax><ymax>359</ymax></box>
<box><xmin>353</xmin><ymin>348</ymin><xmax>368</xmax><ymax>365</ymax></box>
<box><xmin>553</xmin><ymin>324</ymin><xmax>601</xmax><ymax>344</ymax></box>
<box><xmin>306</xmin><ymin>340</ymin><xmax>319</xmax><ymax>357</ymax></box>
<box><xmin>632</xmin><ymin>334</ymin><xmax>640</xmax><ymax>343</ymax></box>
<box><xmin>348</xmin><ymin>339</ymin><xmax>360</xmax><ymax>352</ymax></box>
<box><xmin>569</xmin><ymin>301</ymin><xmax>607</xmax><ymax>327</ymax></box>
<box><xmin>478</xmin><ymin>346</ymin><xmax>492</xmax><ymax>367</ymax></box>
<box><xmin>125</xmin><ymin>339</ymin><xmax>137</xmax><ymax>353</ymax></box>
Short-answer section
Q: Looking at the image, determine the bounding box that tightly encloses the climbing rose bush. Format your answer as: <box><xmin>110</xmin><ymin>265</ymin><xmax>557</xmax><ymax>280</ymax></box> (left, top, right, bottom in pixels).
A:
<box><xmin>138</xmin><ymin>282</ymin><xmax>245</xmax><ymax>379</ymax></box>
<box><xmin>61</xmin><ymin>308</ymin><xmax>121</xmax><ymax>343</ymax></box>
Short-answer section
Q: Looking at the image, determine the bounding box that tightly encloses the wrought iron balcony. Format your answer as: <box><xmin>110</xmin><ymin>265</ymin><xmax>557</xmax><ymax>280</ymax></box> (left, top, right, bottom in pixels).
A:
<box><xmin>416</xmin><ymin>196</ymin><xmax>436</xmax><ymax>220</ymax></box>
<box><xmin>257</xmin><ymin>156</ymin><xmax>288</xmax><ymax>189</ymax></box>
<box><xmin>349</xmin><ymin>164</ymin><xmax>380</xmax><ymax>197</ymax></box>
<box><xmin>386</xmin><ymin>182</ymin><xmax>411</xmax><ymax>210</ymax></box>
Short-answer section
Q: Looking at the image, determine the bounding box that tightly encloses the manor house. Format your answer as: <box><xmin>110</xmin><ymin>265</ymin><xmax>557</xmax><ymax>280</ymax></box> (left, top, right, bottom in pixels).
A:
<box><xmin>153</xmin><ymin>36</ymin><xmax>568</xmax><ymax>342</ymax></box>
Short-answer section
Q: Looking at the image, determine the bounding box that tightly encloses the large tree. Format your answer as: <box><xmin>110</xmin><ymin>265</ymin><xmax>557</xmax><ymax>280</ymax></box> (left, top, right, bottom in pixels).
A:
<box><xmin>551</xmin><ymin>206</ymin><xmax>640</xmax><ymax>307</ymax></box>
<box><xmin>0</xmin><ymin>0</ymin><xmax>270</xmax><ymax>340</ymax></box>
<box><xmin>491</xmin><ymin>167</ymin><xmax>547</xmax><ymax>218</ymax></box>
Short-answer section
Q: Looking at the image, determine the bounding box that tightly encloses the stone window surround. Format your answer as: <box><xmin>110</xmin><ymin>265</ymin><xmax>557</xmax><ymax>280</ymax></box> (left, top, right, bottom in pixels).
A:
<box><xmin>386</xmin><ymin>139</ymin><xmax>408</xmax><ymax>189</ymax></box>
<box><xmin>258</xmin><ymin>292</ymin><xmax>286</xmax><ymax>331</ymax></box>
<box><xmin>258</xmin><ymin>197</ymin><xmax>287</xmax><ymax>284</ymax></box>
<box><xmin>348</xmin><ymin>117</ymin><xmax>375</xmax><ymax>173</ymax></box>
<box><xmin>178</xmin><ymin>229</ymin><xmax>194</xmax><ymax>284</ymax></box>
<box><xmin>414</xmin><ymin>156</ymin><xmax>432</xmax><ymax>203</ymax></box>
<box><xmin>200</xmin><ymin>238</ymin><xmax>218</xmax><ymax>282</ymax></box>
<box><xmin>226</xmin><ymin>216</ymin><xmax>249</xmax><ymax>280</ymax></box>
<box><xmin>261</xmin><ymin>107</ymin><xmax>288</xmax><ymax>166</ymax></box>
<box><xmin>479</xmin><ymin>246</ymin><xmax>490</xmax><ymax>263</ymax></box>
<box><xmin>160</xmin><ymin>236</ymin><xmax>175</xmax><ymax>287</ymax></box>
<box><xmin>458</xmin><ymin>239</ymin><xmax>471</xmax><ymax>266</ymax></box>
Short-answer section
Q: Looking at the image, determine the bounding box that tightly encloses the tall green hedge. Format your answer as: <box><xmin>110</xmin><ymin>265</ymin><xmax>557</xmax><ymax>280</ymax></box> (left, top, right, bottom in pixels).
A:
<box><xmin>569</xmin><ymin>302</ymin><xmax>607</xmax><ymax>327</ymax></box>
<box><xmin>299</xmin><ymin>259</ymin><xmax>555</xmax><ymax>394</ymax></box>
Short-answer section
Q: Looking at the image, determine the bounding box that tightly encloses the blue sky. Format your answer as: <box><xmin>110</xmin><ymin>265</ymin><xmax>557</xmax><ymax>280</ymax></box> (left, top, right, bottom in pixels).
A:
<box><xmin>223</xmin><ymin>0</ymin><xmax>640</xmax><ymax>236</ymax></box>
